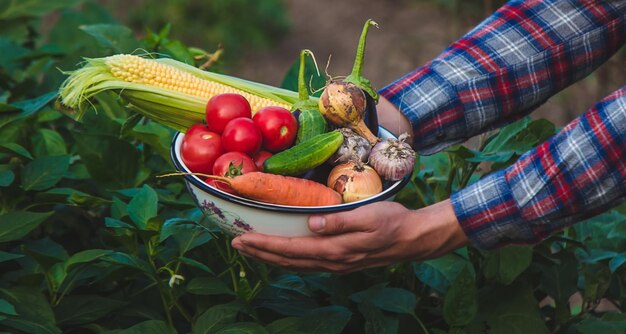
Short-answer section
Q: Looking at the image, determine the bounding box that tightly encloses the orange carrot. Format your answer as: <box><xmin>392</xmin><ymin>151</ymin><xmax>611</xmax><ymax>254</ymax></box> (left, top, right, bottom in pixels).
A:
<box><xmin>160</xmin><ymin>171</ymin><xmax>343</xmax><ymax>206</ymax></box>
<box><xmin>207</xmin><ymin>172</ymin><xmax>343</xmax><ymax>206</ymax></box>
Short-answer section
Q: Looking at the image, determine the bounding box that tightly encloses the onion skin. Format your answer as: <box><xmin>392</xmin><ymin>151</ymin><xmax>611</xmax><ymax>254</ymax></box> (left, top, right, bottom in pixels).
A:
<box><xmin>327</xmin><ymin>161</ymin><xmax>382</xmax><ymax>203</ymax></box>
<box><xmin>319</xmin><ymin>81</ymin><xmax>378</xmax><ymax>144</ymax></box>
<box><xmin>369</xmin><ymin>135</ymin><xmax>416</xmax><ymax>181</ymax></box>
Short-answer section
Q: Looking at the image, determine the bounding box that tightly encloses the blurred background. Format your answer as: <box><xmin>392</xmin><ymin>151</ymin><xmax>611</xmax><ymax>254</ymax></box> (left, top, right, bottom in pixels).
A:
<box><xmin>60</xmin><ymin>0</ymin><xmax>625</xmax><ymax>126</ymax></box>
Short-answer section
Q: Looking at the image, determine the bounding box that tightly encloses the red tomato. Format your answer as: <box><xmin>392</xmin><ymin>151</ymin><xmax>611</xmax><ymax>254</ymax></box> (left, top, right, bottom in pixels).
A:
<box><xmin>205</xmin><ymin>94</ymin><xmax>252</xmax><ymax>134</ymax></box>
<box><xmin>180</xmin><ymin>124</ymin><xmax>223</xmax><ymax>174</ymax></box>
<box><xmin>252</xmin><ymin>150</ymin><xmax>272</xmax><ymax>170</ymax></box>
<box><xmin>207</xmin><ymin>152</ymin><xmax>257</xmax><ymax>194</ymax></box>
<box><xmin>252</xmin><ymin>106</ymin><xmax>298</xmax><ymax>152</ymax></box>
<box><xmin>221</xmin><ymin>118</ymin><xmax>262</xmax><ymax>156</ymax></box>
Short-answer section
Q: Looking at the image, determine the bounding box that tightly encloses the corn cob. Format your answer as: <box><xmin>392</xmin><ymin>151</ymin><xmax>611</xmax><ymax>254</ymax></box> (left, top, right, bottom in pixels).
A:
<box><xmin>59</xmin><ymin>54</ymin><xmax>300</xmax><ymax>132</ymax></box>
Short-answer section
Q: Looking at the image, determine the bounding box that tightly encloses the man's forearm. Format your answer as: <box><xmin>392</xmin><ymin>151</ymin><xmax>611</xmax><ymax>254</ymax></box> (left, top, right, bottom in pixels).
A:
<box><xmin>379</xmin><ymin>1</ymin><xmax>626</xmax><ymax>155</ymax></box>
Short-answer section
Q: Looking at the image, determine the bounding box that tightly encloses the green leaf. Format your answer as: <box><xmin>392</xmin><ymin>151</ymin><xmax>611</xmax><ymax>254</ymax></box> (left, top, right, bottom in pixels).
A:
<box><xmin>64</xmin><ymin>249</ymin><xmax>113</xmax><ymax>272</ymax></box>
<box><xmin>443</xmin><ymin>267</ymin><xmax>478</xmax><ymax>327</ymax></box>
<box><xmin>55</xmin><ymin>295</ymin><xmax>126</xmax><ymax>325</ymax></box>
<box><xmin>0</xmin><ymin>299</ymin><xmax>17</xmax><ymax>316</ymax></box>
<box><xmin>0</xmin><ymin>211</ymin><xmax>53</xmax><ymax>242</ymax></box>
<box><xmin>0</xmin><ymin>169</ymin><xmax>14</xmax><ymax>187</ymax></box>
<box><xmin>186</xmin><ymin>277</ymin><xmax>235</xmax><ymax>296</ymax></box>
<box><xmin>609</xmin><ymin>253</ymin><xmax>626</xmax><ymax>272</ymax></box>
<box><xmin>127</xmin><ymin>184</ymin><xmax>158</xmax><ymax>229</ymax></box>
<box><xmin>270</xmin><ymin>274</ymin><xmax>311</xmax><ymax>296</ymax></box>
<box><xmin>162</xmin><ymin>40</ymin><xmax>194</xmax><ymax>64</ymax></box>
<box><xmin>111</xmin><ymin>196</ymin><xmax>128</xmax><ymax>219</ymax></box>
<box><xmin>214</xmin><ymin>322</ymin><xmax>269</xmax><ymax>334</ymax></box>
<box><xmin>482</xmin><ymin>117</ymin><xmax>530</xmax><ymax>153</ymax></box>
<box><xmin>299</xmin><ymin>306</ymin><xmax>352</xmax><ymax>334</ymax></box>
<box><xmin>179</xmin><ymin>257</ymin><xmax>214</xmax><ymax>274</ymax></box>
<box><xmin>105</xmin><ymin>217</ymin><xmax>135</xmax><ymax>229</ymax></box>
<box><xmin>0</xmin><ymin>286</ymin><xmax>60</xmax><ymax>334</ymax></box>
<box><xmin>20</xmin><ymin>155</ymin><xmax>70</xmax><ymax>191</ymax></box>
<box><xmin>468</xmin><ymin>282</ymin><xmax>549</xmax><ymax>334</ymax></box>
<box><xmin>100</xmin><ymin>252</ymin><xmax>154</xmax><ymax>274</ymax></box>
<box><xmin>65</xmin><ymin>249</ymin><xmax>153</xmax><ymax>275</ymax></box>
<box><xmin>280</xmin><ymin>54</ymin><xmax>326</xmax><ymax>97</ymax></box>
<box><xmin>608</xmin><ymin>220</ymin><xmax>626</xmax><ymax>239</ymax></box>
<box><xmin>74</xmin><ymin>133</ymin><xmax>139</xmax><ymax>189</ymax></box>
<box><xmin>351</xmin><ymin>284</ymin><xmax>416</xmax><ymax>315</ymax></box>
<box><xmin>413</xmin><ymin>253</ymin><xmax>473</xmax><ymax>294</ymax></box>
<box><xmin>192</xmin><ymin>303</ymin><xmax>241</xmax><ymax>334</ymax></box>
<box><xmin>539</xmin><ymin>251</ymin><xmax>578</xmax><ymax>305</ymax></box>
<box><xmin>0</xmin><ymin>37</ymin><xmax>28</xmax><ymax>72</ymax></box>
<box><xmin>266</xmin><ymin>306</ymin><xmax>351</xmax><ymax>334</ymax></box>
<box><xmin>160</xmin><ymin>218</ymin><xmax>212</xmax><ymax>254</ymax></box>
<box><xmin>357</xmin><ymin>302</ymin><xmax>399</xmax><ymax>334</ymax></box>
<box><xmin>12</xmin><ymin>91</ymin><xmax>58</xmax><ymax>116</ymax></box>
<box><xmin>266</xmin><ymin>318</ymin><xmax>306</xmax><ymax>334</ymax></box>
<box><xmin>0</xmin><ymin>250</ymin><xmax>23</xmax><ymax>263</ymax></box>
<box><xmin>22</xmin><ymin>237</ymin><xmax>69</xmax><ymax>270</ymax></box>
<box><xmin>32</xmin><ymin>129</ymin><xmax>67</xmax><ymax>157</ymax></box>
<box><xmin>79</xmin><ymin>24</ymin><xmax>136</xmax><ymax>53</ymax></box>
<box><xmin>102</xmin><ymin>320</ymin><xmax>175</xmax><ymax>334</ymax></box>
<box><xmin>0</xmin><ymin>318</ymin><xmax>61</xmax><ymax>334</ymax></box>
<box><xmin>123</xmin><ymin>122</ymin><xmax>172</xmax><ymax>160</ymax></box>
<box><xmin>483</xmin><ymin>245</ymin><xmax>533</xmax><ymax>285</ymax></box>
<box><xmin>0</xmin><ymin>142</ymin><xmax>33</xmax><ymax>159</ymax></box>
<box><xmin>575</xmin><ymin>320</ymin><xmax>619</xmax><ymax>334</ymax></box>
<box><xmin>36</xmin><ymin>188</ymin><xmax>111</xmax><ymax>207</ymax></box>
<box><xmin>0</xmin><ymin>0</ymin><xmax>83</xmax><ymax>20</ymax></box>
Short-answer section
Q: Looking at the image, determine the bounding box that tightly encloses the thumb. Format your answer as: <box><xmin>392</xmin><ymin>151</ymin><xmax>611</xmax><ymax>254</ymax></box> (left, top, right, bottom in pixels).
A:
<box><xmin>308</xmin><ymin>210</ymin><xmax>374</xmax><ymax>235</ymax></box>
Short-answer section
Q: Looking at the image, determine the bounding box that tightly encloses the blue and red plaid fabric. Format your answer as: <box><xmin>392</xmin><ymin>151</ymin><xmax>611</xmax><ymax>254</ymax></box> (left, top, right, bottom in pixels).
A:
<box><xmin>379</xmin><ymin>0</ymin><xmax>626</xmax><ymax>248</ymax></box>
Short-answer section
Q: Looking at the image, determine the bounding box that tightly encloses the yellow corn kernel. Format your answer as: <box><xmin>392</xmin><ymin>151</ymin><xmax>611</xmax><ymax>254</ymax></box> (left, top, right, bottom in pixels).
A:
<box><xmin>104</xmin><ymin>55</ymin><xmax>289</xmax><ymax>113</ymax></box>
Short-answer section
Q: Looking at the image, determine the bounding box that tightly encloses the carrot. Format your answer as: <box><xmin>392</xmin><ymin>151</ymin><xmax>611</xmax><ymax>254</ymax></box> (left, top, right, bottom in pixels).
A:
<box><xmin>162</xmin><ymin>171</ymin><xmax>343</xmax><ymax>206</ymax></box>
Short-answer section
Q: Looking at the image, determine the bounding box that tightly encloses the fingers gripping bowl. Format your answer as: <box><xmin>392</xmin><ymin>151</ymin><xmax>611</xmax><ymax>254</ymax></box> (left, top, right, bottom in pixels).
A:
<box><xmin>171</xmin><ymin>126</ymin><xmax>411</xmax><ymax>237</ymax></box>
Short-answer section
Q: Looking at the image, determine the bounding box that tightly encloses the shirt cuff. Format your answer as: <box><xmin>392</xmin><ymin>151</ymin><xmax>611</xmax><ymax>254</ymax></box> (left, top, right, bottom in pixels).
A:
<box><xmin>378</xmin><ymin>67</ymin><xmax>468</xmax><ymax>155</ymax></box>
<box><xmin>450</xmin><ymin>170</ymin><xmax>538</xmax><ymax>249</ymax></box>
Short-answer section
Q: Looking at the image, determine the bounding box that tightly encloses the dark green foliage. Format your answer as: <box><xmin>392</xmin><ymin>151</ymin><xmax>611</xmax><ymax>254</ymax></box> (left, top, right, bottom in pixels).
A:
<box><xmin>1</xmin><ymin>1</ymin><xmax>625</xmax><ymax>333</ymax></box>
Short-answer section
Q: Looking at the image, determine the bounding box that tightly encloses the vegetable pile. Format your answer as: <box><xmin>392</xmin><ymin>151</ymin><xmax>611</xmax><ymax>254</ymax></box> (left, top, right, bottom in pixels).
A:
<box><xmin>58</xmin><ymin>19</ymin><xmax>416</xmax><ymax>207</ymax></box>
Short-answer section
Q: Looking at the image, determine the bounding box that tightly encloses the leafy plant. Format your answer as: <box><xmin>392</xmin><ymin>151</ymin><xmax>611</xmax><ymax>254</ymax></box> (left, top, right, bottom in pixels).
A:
<box><xmin>1</xmin><ymin>1</ymin><xmax>626</xmax><ymax>333</ymax></box>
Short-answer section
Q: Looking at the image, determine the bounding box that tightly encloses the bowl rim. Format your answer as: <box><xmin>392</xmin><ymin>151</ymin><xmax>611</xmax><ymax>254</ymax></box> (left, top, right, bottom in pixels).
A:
<box><xmin>170</xmin><ymin>127</ymin><xmax>411</xmax><ymax>213</ymax></box>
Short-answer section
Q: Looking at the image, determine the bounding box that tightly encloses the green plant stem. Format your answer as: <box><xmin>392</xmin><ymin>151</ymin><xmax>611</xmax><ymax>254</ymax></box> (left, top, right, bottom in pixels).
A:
<box><xmin>412</xmin><ymin>313</ymin><xmax>429</xmax><ymax>334</ymax></box>
<box><xmin>147</xmin><ymin>241</ymin><xmax>174</xmax><ymax>327</ymax></box>
<box><xmin>53</xmin><ymin>265</ymin><xmax>89</xmax><ymax>306</ymax></box>
<box><xmin>44</xmin><ymin>272</ymin><xmax>56</xmax><ymax>304</ymax></box>
<box><xmin>225</xmin><ymin>237</ymin><xmax>239</xmax><ymax>293</ymax></box>
<box><xmin>167</xmin><ymin>288</ymin><xmax>192</xmax><ymax>322</ymax></box>
<box><xmin>445</xmin><ymin>154</ymin><xmax>456</xmax><ymax>196</ymax></box>
<box><xmin>213</xmin><ymin>237</ymin><xmax>239</xmax><ymax>293</ymax></box>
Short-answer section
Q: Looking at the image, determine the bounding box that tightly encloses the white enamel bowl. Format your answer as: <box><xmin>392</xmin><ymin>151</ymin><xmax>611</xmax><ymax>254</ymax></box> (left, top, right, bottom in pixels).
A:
<box><xmin>170</xmin><ymin>127</ymin><xmax>411</xmax><ymax>237</ymax></box>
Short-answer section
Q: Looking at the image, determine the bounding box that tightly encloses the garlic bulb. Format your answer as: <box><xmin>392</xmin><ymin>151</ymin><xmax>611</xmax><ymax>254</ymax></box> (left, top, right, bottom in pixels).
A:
<box><xmin>329</xmin><ymin>128</ymin><xmax>371</xmax><ymax>165</ymax></box>
<box><xmin>368</xmin><ymin>133</ymin><xmax>415</xmax><ymax>181</ymax></box>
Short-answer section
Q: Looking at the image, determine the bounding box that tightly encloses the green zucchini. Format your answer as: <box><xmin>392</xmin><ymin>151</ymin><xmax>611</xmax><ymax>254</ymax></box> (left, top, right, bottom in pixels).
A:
<box><xmin>296</xmin><ymin>109</ymin><xmax>327</xmax><ymax>144</ymax></box>
<box><xmin>263</xmin><ymin>130</ymin><xmax>343</xmax><ymax>176</ymax></box>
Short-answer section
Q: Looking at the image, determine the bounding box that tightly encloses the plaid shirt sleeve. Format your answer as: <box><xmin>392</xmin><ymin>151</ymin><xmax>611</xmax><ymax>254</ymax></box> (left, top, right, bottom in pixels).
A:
<box><xmin>379</xmin><ymin>0</ymin><xmax>625</xmax><ymax>155</ymax></box>
<box><xmin>378</xmin><ymin>0</ymin><xmax>626</xmax><ymax>249</ymax></box>
<box><xmin>452</xmin><ymin>89</ymin><xmax>626</xmax><ymax>248</ymax></box>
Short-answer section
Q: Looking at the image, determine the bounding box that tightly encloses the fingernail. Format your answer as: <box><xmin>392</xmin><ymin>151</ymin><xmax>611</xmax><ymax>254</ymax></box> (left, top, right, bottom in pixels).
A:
<box><xmin>231</xmin><ymin>239</ymin><xmax>242</xmax><ymax>250</ymax></box>
<box><xmin>239</xmin><ymin>235</ymin><xmax>250</xmax><ymax>245</ymax></box>
<box><xmin>309</xmin><ymin>216</ymin><xmax>326</xmax><ymax>232</ymax></box>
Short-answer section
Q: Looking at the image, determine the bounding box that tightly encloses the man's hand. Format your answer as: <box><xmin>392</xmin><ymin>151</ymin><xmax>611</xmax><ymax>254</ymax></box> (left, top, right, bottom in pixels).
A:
<box><xmin>231</xmin><ymin>199</ymin><xmax>469</xmax><ymax>274</ymax></box>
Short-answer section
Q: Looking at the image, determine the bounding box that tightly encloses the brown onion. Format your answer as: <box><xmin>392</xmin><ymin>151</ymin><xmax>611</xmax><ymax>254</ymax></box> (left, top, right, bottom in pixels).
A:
<box><xmin>368</xmin><ymin>133</ymin><xmax>415</xmax><ymax>181</ymax></box>
<box><xmin>327</xmin><ymin>160</ymin><xmax>382</xmax><ymax>203</ymax></box>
